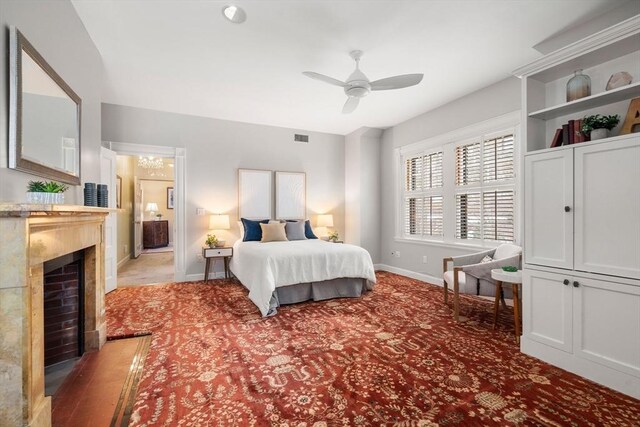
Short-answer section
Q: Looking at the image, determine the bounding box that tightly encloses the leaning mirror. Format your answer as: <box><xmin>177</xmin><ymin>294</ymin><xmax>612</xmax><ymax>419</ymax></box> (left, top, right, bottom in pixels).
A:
<box><xmin>9</xmin><ymin>26</ymin><xmax>81</xmax><ymax>185</ymax></box>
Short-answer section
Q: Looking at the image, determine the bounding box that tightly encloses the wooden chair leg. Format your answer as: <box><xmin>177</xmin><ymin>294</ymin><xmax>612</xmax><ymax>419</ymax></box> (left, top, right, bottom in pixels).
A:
<box><xmin>493</xmin><ymin>280</ymin><xmax>502</xmax><ymax>329</ymax></box>
<box><xmin>512</xmin><ymin>283</ymin><xmax>521</xmax><ymax>344</ymax></box>
<box><xmin>453</xmin><ymin>268</ymin><xmax>460</xmax><ymax>322</ymax></box>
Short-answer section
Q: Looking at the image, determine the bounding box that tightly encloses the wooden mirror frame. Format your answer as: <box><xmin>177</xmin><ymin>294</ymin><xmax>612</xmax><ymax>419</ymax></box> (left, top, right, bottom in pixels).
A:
<box><xmin>9</xmin><ymin>26</ymin><xmax>82</xmax><ymax>185</ymax></box>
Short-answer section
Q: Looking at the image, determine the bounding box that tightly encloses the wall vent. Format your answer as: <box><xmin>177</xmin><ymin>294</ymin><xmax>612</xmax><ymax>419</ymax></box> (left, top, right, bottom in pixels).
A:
<box><xmin>294</xmin><ymin>134</ymin><xmax>309</xmax><ymax>143</ymax></box>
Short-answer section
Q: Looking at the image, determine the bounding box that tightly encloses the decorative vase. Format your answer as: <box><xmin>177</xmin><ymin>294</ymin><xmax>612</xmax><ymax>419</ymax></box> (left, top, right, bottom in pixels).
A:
<box><xmin>26</xmin><ymin>192</ymin><xmax>64</xmax><ymax>204</ymax></box>
<box><xmin>208</xmin><ymin>243</ymin><xmax>216</xmax><ymax>249</ymax></box>
<box><xmin>566</xmin><ymin>70</ymin><xmax>591</xmax><ymax>102</ymax></box>
<box><xmin>215</xmin><ymin>240</ymin><xmax>225</xmax><ymax>248</ymax></box>
<box><xmin>590</xmin><ymin>128</ymin><xmax>609</xmax><ymax>140</ymax></box>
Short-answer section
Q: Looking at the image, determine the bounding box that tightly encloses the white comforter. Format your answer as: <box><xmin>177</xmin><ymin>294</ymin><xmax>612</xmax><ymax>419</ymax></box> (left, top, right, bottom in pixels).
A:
<box><xmin>230</xmin><ymin>239</ymin><xmax>376</xmax><ymax>316</ymax></box>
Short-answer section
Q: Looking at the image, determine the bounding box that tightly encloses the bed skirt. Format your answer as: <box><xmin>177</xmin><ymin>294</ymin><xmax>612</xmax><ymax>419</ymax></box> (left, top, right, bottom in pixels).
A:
<box><xmin>267</xmin><ymin>277</ymin><xmax>371</xmax><ymax>316</ymax></box>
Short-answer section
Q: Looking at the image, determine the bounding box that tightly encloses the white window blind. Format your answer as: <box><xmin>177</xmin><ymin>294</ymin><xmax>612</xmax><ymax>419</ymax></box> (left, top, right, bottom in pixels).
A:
<box><xmin>405</xmin><ymin>155</ymin><xmax>423</xmax><ymax>191</ymax></box>
<box><xmin>455</xmin><ymin>193</ymin><xmax>482</xmax><ymax>240</ymax></box>
<box><xmin>455</xmin><ymin>142</ymin><xmax>481</xmax><ymax>186</ymax></box>
<box><xmin>483</xmin><ymin>190</ymin><xmax>515</xmax><ymax>242</ymax></box>
<box><xmin>423</xmin><ymin>152</ymin><xmax>443</xmax><ymax>189</ymax></box>
<box><xmin>483</xmin><ymin>134</ymin><xmax>514</xmax><ymax>182</ymax></box>
<box><xmin>404</xmin><ymin>196</ymin><xmax>443</xmax><ymax>237</ymax></box>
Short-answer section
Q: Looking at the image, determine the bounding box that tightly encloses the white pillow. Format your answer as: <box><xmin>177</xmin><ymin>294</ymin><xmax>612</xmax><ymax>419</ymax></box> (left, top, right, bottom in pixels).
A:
<box><xmin>493</xmin><ymin>243</ymin><xmax>522</xmax><ymax>260</ymax></box>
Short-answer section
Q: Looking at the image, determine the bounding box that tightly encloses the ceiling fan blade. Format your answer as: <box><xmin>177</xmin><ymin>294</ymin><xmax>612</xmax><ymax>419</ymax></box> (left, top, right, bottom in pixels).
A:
<box><xmin>302</xmin><ymin>71</ymin><xmax>347</xmax><ymax>87</ymax></box>
<box><xmin>342</xmin><ymin>97</ymin><xmax>360</xmax><ymax>114</ymax></box>
<box><xmin>370</xmin><ymin>73</ymin><xmax>424</xmax><ymax>91</ymax></box>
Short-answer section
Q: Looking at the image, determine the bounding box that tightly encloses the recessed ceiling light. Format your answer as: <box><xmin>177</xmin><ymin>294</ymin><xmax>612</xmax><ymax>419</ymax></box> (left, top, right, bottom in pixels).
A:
<box><xmin>222</xmin><ymin>5</ymin><xmax>246</xmax><ymax>24</ymax></box>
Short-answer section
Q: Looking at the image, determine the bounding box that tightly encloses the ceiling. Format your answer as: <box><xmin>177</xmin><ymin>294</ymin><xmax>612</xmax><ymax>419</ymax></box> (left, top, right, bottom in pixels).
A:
<box><xmin>71</xmin><ymin>0</ymin><xmax>625</xmax><ymax>135</ymax></box>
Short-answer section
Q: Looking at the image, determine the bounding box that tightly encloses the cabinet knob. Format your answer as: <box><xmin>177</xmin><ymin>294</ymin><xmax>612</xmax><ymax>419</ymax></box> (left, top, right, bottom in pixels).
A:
<box><xmin>573</xmin><ymin>281</ymin><xmax>580</xmax><ymax>288</ymax></box>
<box><xmin>563</xmin><ymin>279</ymin><xmax>570</xmax><ymax>286</ymax></box>
<box><xmin>564</xmin><ymin>206</ymin><xmax>571</xmax><ymax>212</ymax></box>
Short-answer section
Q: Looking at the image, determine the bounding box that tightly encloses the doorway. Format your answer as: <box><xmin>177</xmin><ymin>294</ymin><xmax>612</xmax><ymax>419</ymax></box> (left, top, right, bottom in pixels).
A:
<box><xmin>104</xmin><ymin>141</ymin><xmax>186</xmax><ymax>288</ymax></box>
<box><xmin>114</xmin><ymin>155</ymin><xmax>175</xmax><ymax>286</ymax></box>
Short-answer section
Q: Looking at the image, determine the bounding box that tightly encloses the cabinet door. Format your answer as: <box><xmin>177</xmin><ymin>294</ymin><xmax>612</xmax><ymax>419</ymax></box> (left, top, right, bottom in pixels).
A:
<box><xmin>573</xmin><ymin>276</ymin><xmax>640</xmax><ymax>378</ymax></box>
<box><xmin>574</xmin><ymin>138</ymin><xmax>640</xmax><ymax>279</ymax></box>
<box><xmin>522</xmin><ymin>269</ymin><xmax>572</xmax><ymax>352</ymax></box>
<box><xmin>524</xmin><ymin>150</ymin><xmax>573</xmax><ymax>269</ymax></box>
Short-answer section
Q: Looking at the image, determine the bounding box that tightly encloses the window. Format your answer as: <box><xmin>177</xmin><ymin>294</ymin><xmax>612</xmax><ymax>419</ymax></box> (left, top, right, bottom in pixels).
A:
<box><xmin>399</xmin><ymin>121</ymin><xmax>517</xmax><ymax>247</ymax></box>
<box><xmin>403</xmin><ymin>151</ymin><xmax>443</xmax><ymax>238</ymax></box>
<box><xmin>455</xmin><ymin>132</ymin><xmax>515</xmax><ymax>243</ymax></box>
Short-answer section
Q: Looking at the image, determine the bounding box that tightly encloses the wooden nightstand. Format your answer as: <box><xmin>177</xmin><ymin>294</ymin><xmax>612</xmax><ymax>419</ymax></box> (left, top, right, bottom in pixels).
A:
<box><xmin>203</xmin><ymin>247</ymin><xmax>233</xmax><ymax>280</ymax></box>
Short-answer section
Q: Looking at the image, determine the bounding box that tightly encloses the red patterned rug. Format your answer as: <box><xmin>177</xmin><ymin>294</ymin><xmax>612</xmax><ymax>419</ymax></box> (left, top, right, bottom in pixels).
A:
<box><xmin>106</xmin><ymin>272</ymin><xmax>639</xmax><ymax>426</ymax></box>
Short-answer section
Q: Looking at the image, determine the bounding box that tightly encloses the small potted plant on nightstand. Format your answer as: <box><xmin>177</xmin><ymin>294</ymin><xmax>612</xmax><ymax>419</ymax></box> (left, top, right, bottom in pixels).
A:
<box><xmin>26</xmin><ymin>180</ymin><xmax>68</xmax><ymax>204</ymax></box>
<box><xmin>581</xmin><ymin>114</ymin><xmax>620</xmax><ymax>141</ymax></box>
<box><xmin>205</xmin><ymin>234</ymin><xmax>218</xmax><ymax>249</ymax></box>
<box><xmin>328</xmin><ymin>230</ymin><xmax>340</xmax><ymax>243</ymax></box>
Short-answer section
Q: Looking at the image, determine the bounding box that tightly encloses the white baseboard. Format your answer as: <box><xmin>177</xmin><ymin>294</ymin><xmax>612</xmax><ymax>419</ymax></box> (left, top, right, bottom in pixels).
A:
<box><xmin>117</xmin><ymin>255</ymin><xmax>131</xmax><ymax>270</ymax></box>
<box><xmin>374</xmin><ymin>264</ymin><xmax>443</xmax><ymax>286</ymax></box>
<box><xmin>184</xmin><ymin>271</ymin><xmax>227</xmax><ymax>282</ymax></box>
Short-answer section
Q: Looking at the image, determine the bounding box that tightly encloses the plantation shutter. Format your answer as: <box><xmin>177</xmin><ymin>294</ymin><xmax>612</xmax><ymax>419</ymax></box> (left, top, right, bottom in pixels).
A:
<box><xmin>483</xmin><ymin>190</ymin><xmax>515</xmax><ymax>242</ymax></box>
<box><xmin>455</xmin><ymin>142</ymin><xmax>481</xmax><ymax>186</ymax></box>
<box><xmin>483</xmin><ymin>134</ymin><xmax>514</xmax><ymax>182</ymax></box>
<box><xmin>425</xmin><ymin>196</ymin><xmax>443</xmax><ymax>236</ymax></box>
<box><xmin>455</xmin><ymin>192</ymin><xmax>481</xmax><ymax>240</ymax></box>
<box><xmin>423</xmin><ymin>152</ymin><xmax>443</xmax><ymax>189</ymax></box>
<box><xmin>404</xmin><ymin>197</ymin><xmax>423</xmax><ymax>235</ymax></box>
<box><xmin>405</xmin><ymin>155</ymin><xmax>423</xmax><ymax>191</ymax></box>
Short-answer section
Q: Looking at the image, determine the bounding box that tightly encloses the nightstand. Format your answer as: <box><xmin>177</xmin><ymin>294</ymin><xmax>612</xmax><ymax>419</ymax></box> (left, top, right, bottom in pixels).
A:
<box><xmin>203</xmin><ymin>247</ymin><xmax>233</xmax><ymax>280</ymax></box>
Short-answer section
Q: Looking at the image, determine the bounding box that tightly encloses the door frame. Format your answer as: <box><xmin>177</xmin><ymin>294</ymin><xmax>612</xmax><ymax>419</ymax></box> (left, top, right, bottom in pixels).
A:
<box><xmin>103</xmin><ymin>141</ymin><xmax>187</xmax><ymax>282</ymax></box>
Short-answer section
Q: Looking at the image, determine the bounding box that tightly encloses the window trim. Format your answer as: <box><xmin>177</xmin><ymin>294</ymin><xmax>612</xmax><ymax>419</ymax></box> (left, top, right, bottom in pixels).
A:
<box><xmin>395</xmin><ymin>110</ymin><xmax>521</xmax><ymax>248</ymax></box>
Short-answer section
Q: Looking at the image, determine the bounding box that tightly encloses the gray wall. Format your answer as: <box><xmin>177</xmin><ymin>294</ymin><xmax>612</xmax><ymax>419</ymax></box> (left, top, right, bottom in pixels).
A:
<box><xmin>345</xmin><ymin>127</ymin><xmax>382</xmax><ymax>263</ymax></box>
<box><xmin>379</xmin><ymin>77</ymin><xmax>521</xmax><ymax>279</ymax></box>
<box><xmin>0</xmin><ymin>0</ymin><xmax>102</xmax><ymax>203</ymax></box>
<box><xmin>101</xmin><ymin>103</ymin><xmax>346</xmax><ymax>277</ymax></box>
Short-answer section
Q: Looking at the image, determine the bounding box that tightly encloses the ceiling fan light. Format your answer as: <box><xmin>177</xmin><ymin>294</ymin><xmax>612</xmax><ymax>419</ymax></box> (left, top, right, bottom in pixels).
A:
<box><xmin>222</xmin><ymin>5</ymin><xmax>246</xmax><ymax>23</ymax></box>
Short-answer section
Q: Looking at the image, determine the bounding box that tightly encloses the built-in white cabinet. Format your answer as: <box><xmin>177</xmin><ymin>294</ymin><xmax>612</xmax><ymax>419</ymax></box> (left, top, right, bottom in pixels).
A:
<box><xmin>524</xmin><ymin>138</ymin><xmax>640</xmax><ymax>279</ymax></box>
<box><xmin>524</xmin><ymin>150</ymin><xmax>573</xmax><ymax>269</ymax></box>
<box><xmin>524</xmin><ymin>268</ymin><xmax>640</xmax><ymax>381</ymax></box>
<box><xmin>515</xmin><ymin>16</ymin><xmax>640</xmax><ymax>398</ymax></box>
<box><xmin>574</xmin><ymin>139</ymin><xmax>640</xmax><ymax>279</ymax></box>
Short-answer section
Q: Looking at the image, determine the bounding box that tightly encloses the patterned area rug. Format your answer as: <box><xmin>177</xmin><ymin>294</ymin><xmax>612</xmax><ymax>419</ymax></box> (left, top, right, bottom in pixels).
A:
<box><xmin>106</xmin><ymin>272</ymin><xmax>639</xmax><ymax>426</ymax></box>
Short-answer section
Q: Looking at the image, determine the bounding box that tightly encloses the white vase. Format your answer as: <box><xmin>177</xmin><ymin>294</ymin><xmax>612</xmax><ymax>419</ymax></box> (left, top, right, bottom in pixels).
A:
<box><xmin>26</xmin><ymin>192</ymin><xmax>64</xmax><ymax>204</ymax></box>
<box><xmin>590</xmin><ymin>128</ymin><xmax>609</xmax><ymax>141</ymax></box>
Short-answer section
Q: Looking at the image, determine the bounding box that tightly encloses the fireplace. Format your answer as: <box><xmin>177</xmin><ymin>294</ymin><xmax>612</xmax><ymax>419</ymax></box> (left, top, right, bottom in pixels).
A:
<box><xmin>0</xmin><ymin>205</ymin><xmax>110</xmax><ymax>427</ymax></box>
<box><xmin>44</xmin><ymin>250</ymin><xmax>85</xmax><ymax>368</ymax></box>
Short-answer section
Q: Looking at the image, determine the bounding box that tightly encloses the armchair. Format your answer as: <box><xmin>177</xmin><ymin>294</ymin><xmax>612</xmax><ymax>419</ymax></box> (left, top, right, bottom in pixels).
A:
<box><xmin>443</xmin><ymin>243</ymin><xmax>522</xmax><ymax>321</ymax></box>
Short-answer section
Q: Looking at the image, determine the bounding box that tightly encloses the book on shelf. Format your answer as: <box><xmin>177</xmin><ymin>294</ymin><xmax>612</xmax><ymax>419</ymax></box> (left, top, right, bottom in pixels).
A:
<box><xmin>550</xmin><ymin>128</ymin><xmax>563</xmax><ymax>148</ymax></box>
<box><xmin>562</xmin><ymin>124</ymin><xmax>569</xmax><ymax>146</ymax></box>
<box><xmin>568</xmin><ymin>120</ymin><xmax>575</xmax><ymax>144</ymax></box>
<box><xmin>574</xmin><ymin>119</ymin><xmax>583</xmax><ymax>143</ymax></box>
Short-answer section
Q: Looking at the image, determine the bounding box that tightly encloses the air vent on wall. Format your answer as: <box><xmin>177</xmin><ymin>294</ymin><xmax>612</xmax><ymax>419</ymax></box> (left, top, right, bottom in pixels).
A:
<box><xmin>294</xmin><ymin>134</ymin><xmax>309</xmax><ymax>143</ymax></box>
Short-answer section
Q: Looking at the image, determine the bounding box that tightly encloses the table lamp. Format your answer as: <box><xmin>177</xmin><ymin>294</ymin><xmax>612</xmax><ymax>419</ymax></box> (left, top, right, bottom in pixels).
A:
<box><xmin>145</xmin><ymin>202</ymin><xmax>159</xmax><ymax>220</ymax></box>
<box><xmin>209</xmin><ymin>214</ymin><xmax>230</xmax><ymax>247</ymax></box>
<box><xmin>316</xmin><ymin>214</ymin><xmax>334</xmax><ymax>239</ymax></box>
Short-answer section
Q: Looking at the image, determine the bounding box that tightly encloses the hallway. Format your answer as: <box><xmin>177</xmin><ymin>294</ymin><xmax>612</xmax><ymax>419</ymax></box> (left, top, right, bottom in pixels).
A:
<box><xmin>117</xmin><ymin>252</ymin><xmax>174</xmax><ymax>286</ymax></box>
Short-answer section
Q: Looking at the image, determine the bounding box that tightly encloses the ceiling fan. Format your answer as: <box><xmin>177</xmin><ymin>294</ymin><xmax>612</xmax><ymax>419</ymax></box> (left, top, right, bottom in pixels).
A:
<box><xmin>303</xmin><ymin>50</ymin><xmax>423</xmax><ymax>114</ymax></box>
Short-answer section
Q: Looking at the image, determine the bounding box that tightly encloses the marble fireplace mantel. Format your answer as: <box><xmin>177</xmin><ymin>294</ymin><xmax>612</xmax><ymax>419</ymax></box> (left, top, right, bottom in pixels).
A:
<box><xmin>0</xmin><ymin>204</ymin><xmax>111</xmax><ymax>426</ymax></box>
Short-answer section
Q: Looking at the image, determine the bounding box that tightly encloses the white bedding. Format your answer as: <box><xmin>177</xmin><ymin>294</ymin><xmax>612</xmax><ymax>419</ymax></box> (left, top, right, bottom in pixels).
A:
<box><xmin>230</xmin><ymin>239</ymin><xmax>376</xmax><ymax>316</ymax></box>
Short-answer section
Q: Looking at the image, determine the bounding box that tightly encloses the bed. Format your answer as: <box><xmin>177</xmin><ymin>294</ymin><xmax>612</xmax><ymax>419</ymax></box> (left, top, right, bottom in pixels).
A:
<box><xmin>230</xmin><ymin>239</ymin><xmax>376</xmax><ymax>316</ymax></box>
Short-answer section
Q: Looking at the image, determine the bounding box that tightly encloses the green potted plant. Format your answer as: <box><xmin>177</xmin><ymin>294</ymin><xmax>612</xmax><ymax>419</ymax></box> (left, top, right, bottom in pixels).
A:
<box><xmin>205</xmin><ymin>233</ymin><xmax>218</xmax><ymax>249</ymax></box>
<box><xmin>581</xmin><ymin>114</ymin><xmax>620</xmax><ymax>141</ymax></box>
<box><xmin>328</xmin><ymin>230</ymin><xmax>340</xmax><ymax>243</ymax></box>
<box><xmin>26</xmin><ymin>180</ymin><xmax>68</xmax><ymax>204</ymax></box>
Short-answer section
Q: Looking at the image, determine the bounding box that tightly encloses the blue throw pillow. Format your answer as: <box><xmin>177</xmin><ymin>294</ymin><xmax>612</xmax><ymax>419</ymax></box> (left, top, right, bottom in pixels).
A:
<box><xmin>285</xmin><ymin>219</ymin><xmax>318</xmax><ymax>239</ymax></box>
<box><xmin>241</xmin><ymin>218</ymin><xmax>269</xmax><ymax>242</ymax></box>
<box><xmin>305</xmin><ymin>220</ymin><xmax>318</xmax><ymax>239</ymax></box>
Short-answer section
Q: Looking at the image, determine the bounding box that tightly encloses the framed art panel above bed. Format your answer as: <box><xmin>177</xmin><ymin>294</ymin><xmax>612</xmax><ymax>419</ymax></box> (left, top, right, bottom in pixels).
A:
<box><xmin>238</xmin><ymin>169</ymin><xmax>272</xmax><ymax>219</ymax></box>
<box><xmin>276</xmin><ymin>171</ymin><xmax>306</xmax><ymax>220</ymax></box>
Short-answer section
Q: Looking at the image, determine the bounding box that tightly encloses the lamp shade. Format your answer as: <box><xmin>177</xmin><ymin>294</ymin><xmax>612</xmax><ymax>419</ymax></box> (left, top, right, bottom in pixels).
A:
<box><xmin>317</xmin><ymin>214</ymin><xmax>334</xmax><ymax>228</ymax></box>
<box><xmin>145</xmin><ymin>202</ymin><xmax>159</xmax><ymax>212</ymax></box>
<box><xmin>209</xmin><ymin>214</ymin><xmax>230</xmax><ymax>230</ymax></box>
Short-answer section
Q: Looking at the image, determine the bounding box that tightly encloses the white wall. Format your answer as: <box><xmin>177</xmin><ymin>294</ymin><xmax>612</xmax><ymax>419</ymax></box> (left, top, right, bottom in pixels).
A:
<box><xmin>101</xmin><ymin>103</ymin><xmax>345</xmax><ymax>278</ymax></box>
<box><xmin>0</xmin><ymin>0</ymin><xmax>102</xmax><ymax>203</ymax></box>
<box><xmin>379</xmin><ymin>77</ymin><xmax>522</xmax><ymax>279</ymax></box>
<box><xmin>345</xmin><ymin>127</ymin><xmax>382</xmax><ymax>263</ymax></box>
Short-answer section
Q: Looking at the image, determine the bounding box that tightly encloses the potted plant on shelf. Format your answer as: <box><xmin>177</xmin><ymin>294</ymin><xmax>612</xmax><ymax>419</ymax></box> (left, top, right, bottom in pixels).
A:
<box><xmin>26</xmin><ymin>180</ymin><xmax>68</xmax><ymax>204</ymax></box>
<box><xmin>205</xmin><ymin>233</ymin><xmax>218</xmax><ymax>249</ymax></box>
<box><xmin>581</xmin><ymin>114</ymin><xmax>620</xmax><ymax>141</ymax></box>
